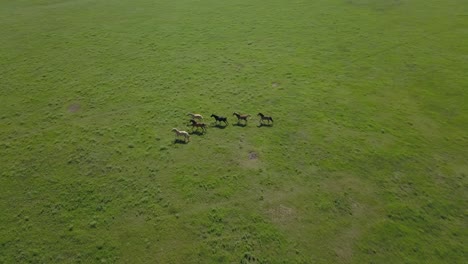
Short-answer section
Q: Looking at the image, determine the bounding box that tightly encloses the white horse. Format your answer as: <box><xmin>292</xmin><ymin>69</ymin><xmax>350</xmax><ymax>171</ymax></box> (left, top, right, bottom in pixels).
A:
<box><xmin>171</xmin><ymin>128</ymin><xmax>190</xmax><ymax>142</ymax></box>
<box><xmin>187</xmin><ymin>113</ymin><xmax>203</xmax><ymax>121</ymax></box>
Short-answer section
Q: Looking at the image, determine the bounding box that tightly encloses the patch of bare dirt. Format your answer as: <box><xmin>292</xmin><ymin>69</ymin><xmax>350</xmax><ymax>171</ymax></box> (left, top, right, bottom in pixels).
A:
<box><xmin>239</xmin><ymin>150</ymin><xmax>261</xmax><ymax>169</ymax></box>
<box><xmin>68</xmin><ymin>103</ymin><xmax>81</xmax><ymax>113</ymax></box>
<box><xmin>271</xmin><ymin>82</ymin><xmax>280</xmax><ymax>88</ymax></box>
<box><xmin>268</xmin><ymin>204</ymin><xmax>295</xmax><ymax>224</ymax></box>
<box><xmin>248</xmin><ymin>151</ymin><xmax>258</xmax><ymax>160</ymax></box>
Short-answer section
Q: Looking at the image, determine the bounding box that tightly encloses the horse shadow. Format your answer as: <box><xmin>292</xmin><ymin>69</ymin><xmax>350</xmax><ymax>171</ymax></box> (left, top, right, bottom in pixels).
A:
<box><xmin>174</xmin><ymin>139</ymin><xmax>189</xmax><ymax>144</ymax></box>
<box><xmin>257</xmin><ymin>123</ymin><xmax>273</xmax><ymax>128</ymax></box>
<box><xmin>233</xmin><ymin>122</ymin><xmax>247</xmax><ymax>127</ymax></box>
<box><xmin>211</xmin><ymin>123</ymin><xmax>228</xmax><ymax>129</ymax></box>
<box><xmin>189</xmin><ymin>130</ymin><xmax>206</xmax><ymax>136</ymax></box>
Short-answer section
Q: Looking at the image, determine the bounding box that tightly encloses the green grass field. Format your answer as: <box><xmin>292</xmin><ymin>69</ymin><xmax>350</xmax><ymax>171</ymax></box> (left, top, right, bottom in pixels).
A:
<box><xmin>1</xmin><ymin>0</ymin><xmax>467</xmax><ymax>263</ymax></box>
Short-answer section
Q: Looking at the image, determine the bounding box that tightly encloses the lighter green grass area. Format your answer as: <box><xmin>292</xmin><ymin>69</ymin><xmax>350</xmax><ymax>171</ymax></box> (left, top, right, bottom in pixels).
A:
<box><xmin>0</xmin><ymin>0</ymin><xmax>467</xmax><ymax>263</ymax></box>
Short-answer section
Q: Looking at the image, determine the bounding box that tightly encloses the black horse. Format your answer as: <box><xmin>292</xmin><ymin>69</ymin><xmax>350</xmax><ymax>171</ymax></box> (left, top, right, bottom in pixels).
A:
<box><xmin>257</xmin><ymin>113</ymin><xmax>273</xmax><ymax>125</ymax></box>
<box><xmin>210</xmin><ymin>114</ymin><xmax>229</xmax><ymax>126</ymax></box>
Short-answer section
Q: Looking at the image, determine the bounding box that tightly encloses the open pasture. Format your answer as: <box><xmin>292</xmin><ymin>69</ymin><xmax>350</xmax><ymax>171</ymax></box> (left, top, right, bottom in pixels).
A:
<box><xmin>0</xmin><ymin>0</ymin><xmax>467</xmax><ymax>263</ymax></box>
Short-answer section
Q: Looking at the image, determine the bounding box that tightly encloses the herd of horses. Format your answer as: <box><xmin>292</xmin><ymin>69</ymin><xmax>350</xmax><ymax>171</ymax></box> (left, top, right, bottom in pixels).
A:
<box><xmin>172</xmin><ymin>112</ymin><xmax>273</xmax><ymax>142</ymax></box>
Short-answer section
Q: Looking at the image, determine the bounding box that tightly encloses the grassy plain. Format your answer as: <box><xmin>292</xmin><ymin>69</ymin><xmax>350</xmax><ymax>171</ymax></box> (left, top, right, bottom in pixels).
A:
<box><xmin>0</xmin><ymin>0</ymin><xmax>467</xmax><ymax>263</ymax></box>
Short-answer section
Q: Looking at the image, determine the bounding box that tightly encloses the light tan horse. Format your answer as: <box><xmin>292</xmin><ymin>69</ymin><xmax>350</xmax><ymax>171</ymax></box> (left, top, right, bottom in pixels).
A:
<box><xmin>171</xmin><ymin>128</ymin><xmax>190</xmax><ymax>142</ymax></box>
<box><xmin>187</xmin><ymin>113</ymin><xmax>203</xmax><ymax>121</ymax></box>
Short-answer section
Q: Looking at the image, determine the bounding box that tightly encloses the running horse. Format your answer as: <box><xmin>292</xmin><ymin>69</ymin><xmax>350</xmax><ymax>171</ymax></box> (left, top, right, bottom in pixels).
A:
<box><xmin>233</xmin><ymin>112</ymin><xmax>250</xmax><ymax>124</ymax></box>
<box><xmin>257</xmin><ymin>113</ymin><xmax>273</xmax><ymax>125</ymax></box>
<box><xmin>187</xmin><ymin>113</ymin><xmax>203</xmax><ymax>121</ymax></box>
<box><xmin>210</xmin><ymin>114</ymin><xmax>229</xmax><ymax>126</ymax></box>
<box><xmin>171</xmin><ymin>128</ymin><xmax>190</xmax><ymax>142</ymax></box>
<box><xmin>189</xmin><ymin>119</ymin><xmax>207</xmax><ymax>133</ymax></box>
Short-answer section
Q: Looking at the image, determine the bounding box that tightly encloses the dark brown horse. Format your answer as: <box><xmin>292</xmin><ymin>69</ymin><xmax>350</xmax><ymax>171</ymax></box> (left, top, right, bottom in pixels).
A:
<box><xmin>189</xmin><ymin>119</ymin><xmax>207</xmax><ymax>132</ymax></box>
<box><xmin>233</xmin><ymin>112</ymin><xmax>250</xmax><ymax>124</ymax></box>
<box><xmin>257</xmin><ymin>113</ymin><xmax>273</xmax><ymax>124</ymax></box>
<box><xmin>211</xmin><ymin>114</ymin><xmax>228</xmax><ymax>125</ymax></box>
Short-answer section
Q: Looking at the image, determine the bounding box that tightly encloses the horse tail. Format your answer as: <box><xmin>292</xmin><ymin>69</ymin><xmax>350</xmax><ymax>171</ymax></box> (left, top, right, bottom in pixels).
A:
<box><xmin>270</xmin><ymin>117</ymin><xmax>273</xmax><ymax>122</ymax></box>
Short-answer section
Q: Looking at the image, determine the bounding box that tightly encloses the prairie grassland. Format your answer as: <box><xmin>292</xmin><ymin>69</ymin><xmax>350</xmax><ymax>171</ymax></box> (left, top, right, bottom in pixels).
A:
<box><xmin>0</xmin><ymin>0</ymin><xmax>467</xmax><ymax>263</ymax></box>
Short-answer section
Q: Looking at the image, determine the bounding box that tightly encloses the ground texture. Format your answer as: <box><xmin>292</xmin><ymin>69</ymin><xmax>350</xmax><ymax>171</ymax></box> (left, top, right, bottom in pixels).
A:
<box><xmin>0</xmin><ymin>0</ymin><xmax>467</xmax><ymax>263</ymax></box>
